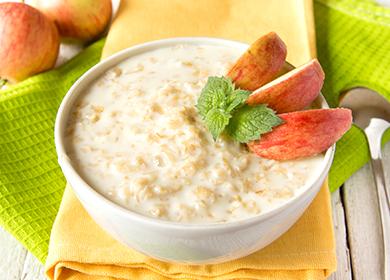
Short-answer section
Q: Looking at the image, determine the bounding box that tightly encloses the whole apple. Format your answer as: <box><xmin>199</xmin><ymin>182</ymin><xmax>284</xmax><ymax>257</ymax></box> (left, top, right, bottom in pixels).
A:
<box><xmin>29</xmin><ymin>0</ymin><xmax>112</xmax><ymax>42</ymax></box>
<box><xmin>0</xmin><ymin>3</ymin><xmax>60</xmax><ymax>83</ymax></box>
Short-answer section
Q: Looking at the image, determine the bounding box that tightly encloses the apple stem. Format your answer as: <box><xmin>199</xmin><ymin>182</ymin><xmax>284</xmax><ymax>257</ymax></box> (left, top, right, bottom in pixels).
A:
<box><xmin>0</xmin><ymin>79</ymin><xmax>7</xmax><ymax>88</ymax></box>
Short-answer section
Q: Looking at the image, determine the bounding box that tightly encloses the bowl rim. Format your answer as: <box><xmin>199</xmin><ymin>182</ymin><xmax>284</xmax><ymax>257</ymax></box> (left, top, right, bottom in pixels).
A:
<box><xmin>55</xmin><ymin>36</ymin><xmax>335</xmax><ymax>231</ymax></box>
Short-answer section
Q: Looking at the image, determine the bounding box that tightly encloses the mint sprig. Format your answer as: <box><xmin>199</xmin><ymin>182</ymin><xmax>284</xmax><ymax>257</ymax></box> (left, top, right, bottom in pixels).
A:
<box><xmin>196</xmin><ymin>76</ymin><xmax>282</xmax><ymax>142</ymax></box>
<box><xmin>227</xmin><ymin>104</ymin><xmax>283</xmax><ymax>143</ymax></box>
<box><xmin>196</xmin><ymin>76</ymin><xmax>250</xmax><ymax>140</ymax></box>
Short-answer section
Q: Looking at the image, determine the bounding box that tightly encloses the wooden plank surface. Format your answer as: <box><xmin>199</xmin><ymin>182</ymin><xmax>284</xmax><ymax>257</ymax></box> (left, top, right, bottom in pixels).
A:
<box><xmin>0</xmin><ymin>226</ymin><xmax>45</xmax><ymax>280</ymax></box>
<box><xmin>328</xmin><ymin>189</ymin><xmax>353</xmax><ymax>280</ymax></box>
<box><xmin>21</xmin><ymin>252</ymin><xmax>46</xmax><ymax>280</ymax></box>
<box><xmin>342</xmin><ymin>143</ymin><xmax>390</xmax><ymax>279</ymax></box>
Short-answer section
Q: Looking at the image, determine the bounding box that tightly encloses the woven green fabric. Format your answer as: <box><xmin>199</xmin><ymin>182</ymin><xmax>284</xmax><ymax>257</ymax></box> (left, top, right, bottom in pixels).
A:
<box><xmin>0</xmin><ymin>39</ymin><xmax>105</xmax><ymax>263</ymax></box>
<box><xmin>314</xmin><ymin>0</ymin><xmax>390</xmax><ymax>191</ymax></box>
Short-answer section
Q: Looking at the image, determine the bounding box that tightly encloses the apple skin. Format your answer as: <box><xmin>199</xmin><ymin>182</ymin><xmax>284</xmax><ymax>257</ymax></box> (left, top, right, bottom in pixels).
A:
<box><xmin>29</xmin><ymin>0</ymin><xmax>112</xmax><ymax>41</ymax></box>
<box><xmin>0</xmin><ymin>3</ymin><xmax>60</xmax><ymax>83</ymax></box>
<box><xmin>247</xmin><ymin>59</ymin><xmax>325</xmax><ymax>113</ymax></box>
<box><xmin>248</xmin><ymin>108</ymin><xmax>352</xmax><ymax>160</ymax></box>
<box><xmin>227</xmin><ymin>32</ymin><xmax>287</xmax><ymax>91</ymax></box>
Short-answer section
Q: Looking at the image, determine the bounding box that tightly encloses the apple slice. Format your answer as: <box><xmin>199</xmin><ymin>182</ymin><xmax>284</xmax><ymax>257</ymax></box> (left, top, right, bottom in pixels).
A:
<box><xmin>247</xmin><ymin>59</ymin><xmax>325</xmax><ymax>113</ymax></box>
<box><xmin>227</xmin><ymin>32</ymin><xmax>287</xmax><ymax>91</ymax></box>
<box><xmin>248</xmin><ymin>108</ymin><xmax>352</xmax><ymax>160</ymax></box>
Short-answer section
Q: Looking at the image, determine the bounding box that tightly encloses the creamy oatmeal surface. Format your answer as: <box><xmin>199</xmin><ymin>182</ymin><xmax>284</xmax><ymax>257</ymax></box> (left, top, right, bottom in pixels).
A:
<box><xmin>65</xmin><ymin>44</ymin><xmax>324</xmax><ymax>223</ymax></box>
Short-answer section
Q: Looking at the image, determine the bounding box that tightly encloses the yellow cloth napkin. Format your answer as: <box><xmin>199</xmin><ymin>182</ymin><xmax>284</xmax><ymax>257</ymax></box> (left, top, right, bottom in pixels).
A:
<box><xmin>45</xmin><ymin>0</ymin><xmax>337</xmax><ymax>279</ymax></box>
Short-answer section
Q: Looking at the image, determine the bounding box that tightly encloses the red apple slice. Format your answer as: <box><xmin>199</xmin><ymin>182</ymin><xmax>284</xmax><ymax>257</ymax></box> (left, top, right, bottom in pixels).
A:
<box><xmin>248</xmin><ymin>108</ymin><xmax>352</xmax><ymax>160</ymax></box>
<box><xmin>247</xmin><ymin>59</ymin><xmax>325</xmax><ymax>113</ymax></box>
<box><xmin>227</xmin><ymin>32</ymin><xmax>287</xmax><ymax>91</ymax></box>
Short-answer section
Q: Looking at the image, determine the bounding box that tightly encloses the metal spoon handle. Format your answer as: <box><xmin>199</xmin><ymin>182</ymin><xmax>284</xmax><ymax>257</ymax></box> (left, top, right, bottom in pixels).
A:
<box><xmin>371</xmin><ymin>157</ymin><xmax>390</xmax><ymax>209</ymax></box>
<box><xmin>365</xmin><ymin>121</ymin><xmax>390</xmax><ymax>280</ymax></box>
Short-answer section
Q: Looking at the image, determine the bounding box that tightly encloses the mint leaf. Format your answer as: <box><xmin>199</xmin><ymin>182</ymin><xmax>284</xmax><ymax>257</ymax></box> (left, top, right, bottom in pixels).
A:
<box><xmin>227</xmin><ymin>89</ymin><xmax>251</xmax><ymax>112</ymax></box>
<box><xmin>196</xmin><ymin>76</ymin><xmax>281</xmax><ymax>142</ymax></box>
<box><xmin>196</xmin><ymin>76</ymin><xmax>234</xmax><ymax>119</ymax></box>
<box><xmin>205</xmin><ymin>108</ymin><xmax>231</xmax><ymax>140</ymax></box>
<box><xmin>227</xmin><ymin>105</ymin><xmax>283</xmax><ymax>143</ymax></box>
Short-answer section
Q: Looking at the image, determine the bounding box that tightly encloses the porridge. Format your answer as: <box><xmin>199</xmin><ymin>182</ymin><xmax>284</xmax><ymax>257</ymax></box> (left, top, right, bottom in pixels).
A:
<box><xmin>65</xmin><ymin>44</ymin><xmax>324</xmax><ymax>223</ymax></box>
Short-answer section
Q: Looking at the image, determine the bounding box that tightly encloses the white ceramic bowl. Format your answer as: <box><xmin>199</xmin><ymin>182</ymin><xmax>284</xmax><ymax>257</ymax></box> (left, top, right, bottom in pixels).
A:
<box><xmin>55</xmin><ymin>37</ymin><xmax>335</xmax><ymax>264</ymax></box>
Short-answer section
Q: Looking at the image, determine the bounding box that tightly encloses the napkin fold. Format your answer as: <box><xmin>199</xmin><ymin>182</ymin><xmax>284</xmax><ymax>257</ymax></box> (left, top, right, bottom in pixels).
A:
<box><xmin>45</xmin><ymin>0</ymin><xmax>337</xmax><ymax>279</ymax></box>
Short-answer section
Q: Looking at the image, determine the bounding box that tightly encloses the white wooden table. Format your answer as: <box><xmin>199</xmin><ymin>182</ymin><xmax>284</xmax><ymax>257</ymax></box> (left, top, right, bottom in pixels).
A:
<box><xmin>1</xmin><ymin>143</ymin><xmax>389</xmax><ymax>279</ymax></box>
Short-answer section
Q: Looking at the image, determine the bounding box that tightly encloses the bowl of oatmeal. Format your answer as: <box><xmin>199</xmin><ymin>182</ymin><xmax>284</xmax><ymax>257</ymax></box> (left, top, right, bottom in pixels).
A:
<box><xmin>55</xmin><ymin>37</ymin><xmax>335</xmax><ymax>264</ymax></box>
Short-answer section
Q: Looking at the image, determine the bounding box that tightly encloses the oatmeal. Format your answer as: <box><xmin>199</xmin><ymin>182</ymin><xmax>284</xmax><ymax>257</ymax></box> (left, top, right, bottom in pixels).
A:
<box><xmin>65</xmin><ymin>44</ymin><xmax>324</xmax><ymax>223</ymax></box>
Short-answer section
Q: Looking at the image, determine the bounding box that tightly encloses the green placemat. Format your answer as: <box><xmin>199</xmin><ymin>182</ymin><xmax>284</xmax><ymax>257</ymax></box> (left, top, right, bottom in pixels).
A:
<box><xmin>0</xmin><ymin>39</ymin><xmax>105</xmax><ymax>262</ymax></box>
<box><xmin>314</xmin><ymin>0</ymin><xmax>390</xmax><ymax>191</ymax></box>
<box><xmin>1</xmin><ymin>0</ymin><xmax>390</xmax><ymax>264</ymax></box>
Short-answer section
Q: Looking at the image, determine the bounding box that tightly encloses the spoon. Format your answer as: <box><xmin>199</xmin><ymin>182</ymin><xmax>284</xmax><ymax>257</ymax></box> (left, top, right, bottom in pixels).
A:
<box><xmin>340</xmin><ymin>87</ymin><xmax>390</xmax><ymax>280</ymax></box>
